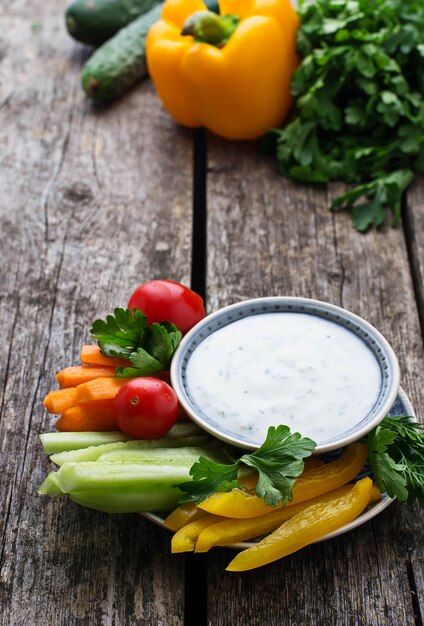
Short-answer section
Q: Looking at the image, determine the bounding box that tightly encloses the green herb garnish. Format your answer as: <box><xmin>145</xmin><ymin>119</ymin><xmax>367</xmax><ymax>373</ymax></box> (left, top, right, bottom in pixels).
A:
<box><xmin>367</xmin><ymin>415</ymin><xmax>424</xmax><ymax>508</ymax></box>
<box><xmin>178</xmin><ymin>425</ymin><xmax>317</xmax><ymax>507</ymax></box>
<box><xmin>274</xmin><ymin>0</ymin><xmax>424</xmax><ymax>231</ymax></box>
<box><xmin>90</xmin><ymin>308</ymin><xmax>182</xmax><ymax>378</ymax></box>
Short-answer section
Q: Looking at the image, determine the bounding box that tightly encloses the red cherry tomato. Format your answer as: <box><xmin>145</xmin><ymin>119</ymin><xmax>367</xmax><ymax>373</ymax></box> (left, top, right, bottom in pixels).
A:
<box><xmin>128</xmin><ymin>279</ymin><xmax>206</xmax><ymax>335</ymax></box>
<box><xmin>113</xmin><ymin>377</ymin><xmax>178</xmax><ymax>438</ymax></box>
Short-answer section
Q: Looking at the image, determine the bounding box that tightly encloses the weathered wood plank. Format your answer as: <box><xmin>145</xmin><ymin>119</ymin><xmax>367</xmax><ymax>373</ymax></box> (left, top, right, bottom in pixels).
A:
<box><xmin>205</xmin><ymin>136</ymin><xmax>424</xmax><ymax>626</ymax></box>
<box><xmin>0</xmin><ymin>3</ymin><xmax>193</xmax><ymax>624</ymax></box>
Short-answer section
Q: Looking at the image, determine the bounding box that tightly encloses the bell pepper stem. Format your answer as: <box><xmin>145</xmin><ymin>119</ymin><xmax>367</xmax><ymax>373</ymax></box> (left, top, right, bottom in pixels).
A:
<box><xmin>181</xmin><ymin>11</ymin><xmax>240</xmax><ymax>48</ymax></box>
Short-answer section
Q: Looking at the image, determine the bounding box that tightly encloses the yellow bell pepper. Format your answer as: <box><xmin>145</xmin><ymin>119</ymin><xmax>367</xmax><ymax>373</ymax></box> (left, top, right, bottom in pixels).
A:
<box><xmin>171</xmin><ymin>514</ymin><xmax>224</xmax><ymax>552</ymax></box>
<box><xmin>195</xmin><ymin>485</ymin><xmax>352</xmax><ymax>552</ymax></box>
<box><xmin>198</xmin><ymin>443</ymin><xmax>368</xmax><ymax>518</ymax></box>
<box><xmin>146</xmin><ymin>0</ymin><xmax>299</xmax><ymax>139</ymax></box>
<box><xmin>195</xmin><ymin>483</ymin><xmax>381</xmax><ymax>552</ymax></box>
<box><xmin>226</xmin><ymin>476</ymin><xmax>374</xmax><ymax>571</ymax></box>
<box><xmin>164</xmin><ymin>502</ymin><xmax>207</xmax><ymax>531</ymax></box>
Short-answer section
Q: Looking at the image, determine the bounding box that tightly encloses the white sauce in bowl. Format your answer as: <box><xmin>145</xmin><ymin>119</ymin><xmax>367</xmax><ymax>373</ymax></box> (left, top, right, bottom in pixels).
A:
<box><xmin>185</xmin><ymin>313</ymin><xmax>382</xmax><ymax>445</ymax></box>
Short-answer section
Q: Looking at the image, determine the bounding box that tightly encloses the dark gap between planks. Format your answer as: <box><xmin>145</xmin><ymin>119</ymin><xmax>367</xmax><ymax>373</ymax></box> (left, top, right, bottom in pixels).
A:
<box><xmin>403</xmin><ymin>196</ymin><xmax>424</xmax><ymax>349</ymax></box>
<box><xmin>186</xmin><ymin>127</ymin><xmax>208</xmax><ymax>626</ymax></box>
<box><xmin>190</xmin><ymin>128</ymin><xmax>207</xmax><ymax>302</ymax></box>
<box><xmin>406</xmin><ymin>561</ymin><xmax>424</xmax><ymax>626</ymax></box>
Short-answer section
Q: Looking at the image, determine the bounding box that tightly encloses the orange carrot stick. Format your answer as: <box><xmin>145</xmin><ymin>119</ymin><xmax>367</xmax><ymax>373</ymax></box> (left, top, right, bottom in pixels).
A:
<box><xmin>55</xmin><ymin>400</ymin><xmax>117</xmax><ymax>432</ymax></box>
<box><xmin>75</xmin><ymin>377</ymin><xmax>129</xmax><ymax>404</ymax></box>
<box><xmin>56</xmin><ymin>366</ymin><xmax>117</xmax><ymax>389</ymax></box>
<box><xmin>80</xmin><ymin>345</ymin><xmax>132</xmax><ymax>368</ymax></box>
<box><xmin>44</xmin><ymin>387</ymin><xmax>78</xmax><ymax>414</ymax></box>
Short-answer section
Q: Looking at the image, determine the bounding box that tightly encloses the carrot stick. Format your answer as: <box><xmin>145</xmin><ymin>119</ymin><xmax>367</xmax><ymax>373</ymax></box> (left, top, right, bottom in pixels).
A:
<box><xmin>44</xmin><ymin>388</ymin><xmax>78</xmax><ymax>414</ymax></box>
<box><xmin>75</xmin><ymin>377</ymin><xmax>129</xmax><ymax>404</ymax></box>
<box><xmin>56</xmin><ymin>366</ymin><xmax>117</xmax><ymax>389</ymax></box>
<box><xmin>80</xmin><ymin>345</ymin><xmax>132</xmax><ymax>368</ymax></box>
<box><xmin>55</xmin><ymin>400</ymin><xmax>117</xmax><ymax>432</ymax></box>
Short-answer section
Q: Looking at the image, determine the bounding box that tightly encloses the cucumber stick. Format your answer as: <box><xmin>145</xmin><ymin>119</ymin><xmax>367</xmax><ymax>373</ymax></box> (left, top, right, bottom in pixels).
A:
<box><xmin>81</xmin><ymin>0</ymin><xmax>219</xmax><ymax>101</ymax></box>
<box><xmin>66</xmin><ymin>0</ymin><xmax>162</xmax><ymax>45</ymax></box>
<box><xmin>70</xmin><ymin>491</ymin><xmax>180</xmax><ymax>513</ymax></box>
<box><xmin>50</xmin><ymin>435</ymin><xmax>210</xmax><ymax>466</ymax></box>
<box><xmin>40</xmin><ymin>462</ymin><xmax>192</xmax><ymax>513</ymax></box>
<box><xmin>96</xmin><ymin>441</ymin><xmax>224</xmax><ymax>463</ymax></box>
<box><xmin>38</xmin><ymin>472</ymin><xmax>64</xmax><ymax>496</ymax></box>
<box><xmin>39</xmin><ymin>431</ymin><xmax>135</xmax><ymax>455</ymax></box>
<box><xmin>39</xmin><ymin>423</ymin><xmax>204</xmax><ymax>454</ymax></box>
<box><xmin>38</xmin><ymin>437</ymin><xmax>228</xmax><ymax>514</ymax></box>
<box><xmin>50</xmin><ymin>462</ymin><xmax>193</xmax><ymax>494</ymax></box>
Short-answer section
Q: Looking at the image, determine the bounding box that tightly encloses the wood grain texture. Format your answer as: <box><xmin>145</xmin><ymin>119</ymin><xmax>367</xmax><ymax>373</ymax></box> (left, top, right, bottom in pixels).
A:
<box><xmin>205</xmin><ymin>136</ymin><xmax>424</xmax><ymax>626</ymax></box>
<box><xmin>0</xmin><ymin>3</ymin><xmax>192</xmax><ymax>624</ymax></box>
<box><xmin>1</xmin><ymin>0</ymin><xmax>424</xmax><ymax>624</ymax></box>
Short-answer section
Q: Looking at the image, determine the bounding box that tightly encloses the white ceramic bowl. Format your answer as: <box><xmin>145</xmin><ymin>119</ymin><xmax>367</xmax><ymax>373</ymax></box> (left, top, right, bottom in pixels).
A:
<box><xmin>171</xmin><ymin>297</ymin><xmax>399</xmax><ymax>454</ymax></box>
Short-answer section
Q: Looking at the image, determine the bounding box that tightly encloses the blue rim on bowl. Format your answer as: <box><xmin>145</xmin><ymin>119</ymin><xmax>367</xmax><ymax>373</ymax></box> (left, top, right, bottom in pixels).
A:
<box><xmin>170</xmin><ymin>297</ymin><xmax>400</xmax><ymax>453</ymax></box>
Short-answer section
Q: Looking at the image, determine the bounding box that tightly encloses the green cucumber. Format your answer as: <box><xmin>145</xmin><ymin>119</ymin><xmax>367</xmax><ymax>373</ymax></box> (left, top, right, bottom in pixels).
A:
<box><xmin>39</xmin><ymin>423</ymin><xmax>205</xmax><ymax>454</ymax></box>
<box><xmin>50</xmin><ymin>435</ymin><xmax>210</xmax><ymax>466</ymax></box>
<box><xmin>96</xmin><ymin>443</ymin><xmax>223</xmax><ymax>464</ymax></box>
<box><xmin>81</xmin><ymin>0</ymin><xmax>219</xmax><ymax>101</ymax></box>
<box><xmin>69</xmin><ymin>490</ymin><xmax>180</xmax><ymax>512</ymax></box>
<box><xmin>38</xmin><ymin>437</ymin><xmax>227</xmax><ymax>513</ymax></box>
<box><xmin>66</xmin><ymin>0</ymin><xmax>162</xmax><ymax>46</ymax></box>
<box><xmin>39</xmin><ymin>431</ymin><xmax>135</xmax><ymax>454</ymax></box>
<box><xmin>48</xmin><ymin>462</ymin><xmax>193</xmax><ymax>494</ymax></box>
<box><xmin>81</xmin><ymin>3</ymin><xmax>162</xmax><ymax>100</ymax></box>
<box><xmin>38</xmin><ymin>472</ymin><xmax>65</xmax><ymax>496</ymax></box>
<box><xmin>40</xmin><ymin>463</ymin><xmax>191</xmax><ymax>511</ymax></box>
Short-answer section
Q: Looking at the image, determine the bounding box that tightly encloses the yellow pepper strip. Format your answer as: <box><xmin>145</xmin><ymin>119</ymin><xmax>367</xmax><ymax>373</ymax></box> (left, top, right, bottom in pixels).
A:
<box><xmin>171</xmin><ymin>514</ymin><xmax>224</xmax><ymax>552</ymax></box>
<box><xmin>226</xmin><ymin>477</ymin><xmax>374</xmax><ymax>571</ymax></box>
<box><xmin>303</xmin><ymin>457</ymin><xmax>325</xmax><ymax>471</ymax></box>
<box><xmin>291</xmin><ymin>443</ymin><xmax>368</xmax><ymax>502</ymax></box>
<box><xmin>165</xmin><ymin>458</ymin><xmax>340</xmax><ymax>533</ymax></box>
<box><xmin>369</xmin><ymin>485</ymin><xmax>381</xmax><ymax>504</ymax></box>
<box><xmin>146</xmin><ymin>0</ymin><xmax>299</xmax><ymax>139</ymax></box>
<box><xmin>164</xmin><ymin>502</ymin><xmax>207</xmax><ymax>531</ymax></box>
<box><xmin>198</xmin><ymin>443</ymin><xmax>368</xmax><ymax>518</ymax></box>
<box><xmin>195</xmin><ymin>485</ymin><xmax>352</xmax><ymax>552</ymax></box>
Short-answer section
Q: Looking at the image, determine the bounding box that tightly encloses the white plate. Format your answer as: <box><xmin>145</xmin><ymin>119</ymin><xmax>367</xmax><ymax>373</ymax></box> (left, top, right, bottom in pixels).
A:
<box><xmin>142</xmin><ymin>387</ymin><xmax>415</xmax><ymax>549</ymax></box>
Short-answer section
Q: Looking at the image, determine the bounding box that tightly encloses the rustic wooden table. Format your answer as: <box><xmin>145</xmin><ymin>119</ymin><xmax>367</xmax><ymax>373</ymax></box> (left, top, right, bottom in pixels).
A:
<box><xmin>1</xmin><ymin>2</ymin><xmax>423</xmax><ymax>624</ymax></box>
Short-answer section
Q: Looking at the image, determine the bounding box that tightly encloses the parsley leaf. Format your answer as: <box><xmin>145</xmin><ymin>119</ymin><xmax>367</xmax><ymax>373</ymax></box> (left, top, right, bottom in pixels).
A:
<box><xmin>274</xmin><ymin>0</ymin><xmax>424</xmax><ymax>231</ymax></box>
<box><xmin>179</xmin><ymin>425</ymin><xmax>316</xmax><ymax>507</ymax></box>
<box><xmin>90</xmin><ymin>308</ymin><xmax>147</xmax><ymax>358</ymax></box>
<box><xmin>90</xmin><ymin>308</ymin><xmax>182</xmax><ymax>378</ymax></box>
<box><xmin>178</xmin><ymin>457</ymin><xmax>240</xmax><ymax>503</ymax></box>
<box><xmin>143</xmin><ymin>323</ymin><xmax>182</xmax><ymax>366</ymax></box>
<box><xmin>367</xmin><ymin>415</ymin><xmax>424</xmax><ymax>507</ymax></box>
<box><xmin>115</xmin><ymin>348</ymin><xmax>163</xmax><ymax>378</ymax></box>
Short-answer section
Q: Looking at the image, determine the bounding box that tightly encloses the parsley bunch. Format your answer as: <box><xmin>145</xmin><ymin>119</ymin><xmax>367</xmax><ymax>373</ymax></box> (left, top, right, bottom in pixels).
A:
<box><xmin>367</xmin><ymin>415</ymin><xmax>424</xmax><ymax>508</ymax></box>
<box><xmin>274</xmin><ymin>0</ymin><xmax>424</xmax><ymax>231</ymax></box>
<box><xmin>90</xmin><ymin>308</ymin><xmax>182</xmax><ymax>378</ymax></box>
<box><xmin>178</xmin><ymin>425</ymin><xmax>316</xmax><ymax>507</ymax></box>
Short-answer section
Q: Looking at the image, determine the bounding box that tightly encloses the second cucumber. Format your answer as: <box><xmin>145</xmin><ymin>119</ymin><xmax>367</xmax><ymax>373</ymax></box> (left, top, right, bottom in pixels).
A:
<box><xmin>81</xmin><ymin>3</ymin><xmax>162</xmax><ymax>100</ymax></box>
<box><xmin>81</xmin><ymin>0</ymin><xmax>219</xmax><ymax>101</ymax></box>
<box><xmin>66</xmin><ymin>0</ymin><xmax>162</xmax><ymax>45</ymax></box>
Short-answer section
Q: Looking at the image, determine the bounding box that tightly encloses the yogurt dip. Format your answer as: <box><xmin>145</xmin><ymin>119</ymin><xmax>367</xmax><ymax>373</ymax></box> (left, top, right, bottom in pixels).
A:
<box><xmin>185</xmin><ymin>312</ymin><xmax>382</xmax><ymax>446</ymax></box>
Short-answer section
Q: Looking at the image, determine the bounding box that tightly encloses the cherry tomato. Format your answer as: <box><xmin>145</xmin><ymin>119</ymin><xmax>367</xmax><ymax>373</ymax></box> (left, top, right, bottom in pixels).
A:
<box><xmin>128</xmin><ymin>279</ymin><xmax>206</xmax><ymax>334</ymax></box>
<box><xmin>114</xmin><ymin>377</ymin><xmax>178</xmax><ymax>438</ymax></box>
